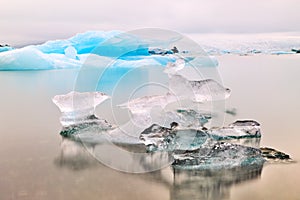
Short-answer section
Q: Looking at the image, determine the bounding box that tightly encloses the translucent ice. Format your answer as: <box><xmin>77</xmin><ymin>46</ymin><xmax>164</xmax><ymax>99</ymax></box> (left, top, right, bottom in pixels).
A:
<box><xmin>163</xmin><ymin>59</ymin><xmax>185</xmax><ymax>75</ymax></box>
<box><xmin>0</xmin><ymin>46</ymin><xmax>81</xmax><ymax>70</ymax></box>
<box><xmin>164</xmin><ymin>109</ymin><xmax>211</xmax><ymax>128</ymax></box>
<box><xmin>208</xmin><ymin>120</ymin><xmax>261</xmax><ymax>140</ymax></box>
<box><xmin>118</xmin><ymin>93</ymin><xmax>180</xmax><ymax>127</ymax></box>
<box><xmin>52</xmin><ymin>91</ymin><xmax>113</xmax><ymax>136</ymax></box>
<box><xmin>168</xmin><ymin>75</ymin><xmax>231</xmax><ymax>102</ymax></box>
<box><xmin>139</xmin><ymin>123</ymin><xmax>212</xmax><ymax>152</ymax></box>
<box><xmin>118</xmin><ymin>92</ymin><xmax>178</xmax><ymax>114</ymax></box>
<box><xmin>172</xmin><ymin>142</ymin><xmax>265</xmax><ymax>170</ymax></box>
<box><xmin>64</xmin><ymin>46</ymin><xmax>78</xmax><ymax>60</ymax></box>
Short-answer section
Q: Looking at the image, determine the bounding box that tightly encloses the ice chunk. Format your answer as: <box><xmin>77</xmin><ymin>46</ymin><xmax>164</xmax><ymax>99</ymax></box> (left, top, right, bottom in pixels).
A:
<box><xmin>163</xmin><ymin>59</ymin><xmax>185</xmax><ymax>75</ymax></box>
<box><xmin>64</xmin><ymin>46</ymin><xmax>78</xmax><ymax>60</ymax></box>
<box><xmin>59</xmin><ymin>116</ymin><xmax>113</xmax><ymax>137</ymax></box>
<box><xmin>148</xmin><ymin>47</ymin><xmax>174</xmax><ymax>55</ymax></box>
<box><xmin>139</xmin><ymin>123</ymin><xmax>212</xmax><ymax>152</ymax></box>
<box><xmin>172</xmin><ymin>142</ymin><xmax>265</xmax><ymax>170</ymax></box>
<box><xmin>118</xmin><ymin>92</ymin><xmax>178</xmax><ymax>115</ymax></box>
<box><xmin>168</xmin><ymin>75</ymin><xmax>231</xmax><ymax>102</ymax></box>
<box><xmin>52</xmin><ymin>91</ymin><xmax>111</xmax><ymax>128</ymax></box>
<box><xmin>164</xmin><ymin>109</ymin><xmax>211</xmax><ymax>128</ymax></box>
<box><xmin>208</xmin><ymin>120</ymin><xmax>261</xmax><ymax>140</ymax></box>
<box><xmin>260</xmin><ymin>147</ymin><xmax>292</xmax><ymax>162</ymax></box>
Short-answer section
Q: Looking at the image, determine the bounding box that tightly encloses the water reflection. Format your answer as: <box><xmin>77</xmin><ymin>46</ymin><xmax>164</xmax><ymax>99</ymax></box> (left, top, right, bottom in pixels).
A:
<box><xmin>53</xmin><ymin>138</ymin><xmax>98</xmax><ymax>170</ymax></box>
<box><xmin>54</xmin><ymin>137</ymin><xmax>263</xmax><ymax>200</ymax></box>
<box><xmin>170</xmin><ymin>166</ymin><xmax>262</xmax><ymax>200</ymax></box>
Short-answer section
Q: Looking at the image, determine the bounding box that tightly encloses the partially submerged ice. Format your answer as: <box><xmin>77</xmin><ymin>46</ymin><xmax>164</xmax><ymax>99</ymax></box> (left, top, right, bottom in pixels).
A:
<box><xmin>140</xmin><ymin>123</ymin><xmax>212</xmax><ymax>152</ymax></box>
<box><xmin>164</xmin><ymin>109</ymin><xmax>211</xmax><ymax>128</ymax></box>
<box><xmin>52</xmin><ymin>91</ymin><xmax>113</xmax><ymax>136</ymax></box>
<box><xmin>139</xmin><ymin>122</ymin><xmax>265</xmax><ymax>169</ymax></box>
<box><xmin>208</xmin><ymin>120</ymin><xmax>261</xmax><ymax>140</ymax></box>
<box><xmin>172</xmin><ymin>142</ymin><xmax>265</xmax><ymax>170</ymax></box>
<box><xmin>260</xmin><ymin>147</ymin><xmax>292</xmax><ymax>162</ymax></box>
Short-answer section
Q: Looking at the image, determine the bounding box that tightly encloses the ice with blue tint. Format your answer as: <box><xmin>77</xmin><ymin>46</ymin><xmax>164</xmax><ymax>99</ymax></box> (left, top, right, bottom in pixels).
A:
<box><xmin>0</xmin><ymin>30</ymin><xmax>217</xmax><ymax>70</ymax></box>
<box><xmin>139</xmin><ymin>122</ymin><xmax>265</xmax><ymax>169</ymax></box>
<box><xmin>0</xmin><ymin>45</ymin><xmax>13</xmax><ymax>53</ymax></box>
<box><xmin>139</xmin><ymin>123</ymin><xmax>212</xmax><ymax>152</ymax></box>
<box><xmin>172</xmin><ymin>142</ymin><xmax>265</xmax><ymax>170</ymax></box>
<box><xmin>36</xmin><ymin>31</ymin><xmax>121</xmax><ymax>54</ymax></box>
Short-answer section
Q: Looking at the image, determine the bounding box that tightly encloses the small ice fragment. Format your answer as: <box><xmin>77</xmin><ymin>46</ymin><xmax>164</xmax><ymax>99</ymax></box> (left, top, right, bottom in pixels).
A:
<box><xmin>163</xmin><ymin>59</ymin><xmax>185</xmax><ymax>75</ymax></box>
<box><xmin>172</xmin><ymin>142</ymin><xmax>265</xmax><ymax>170</ymax></box>
<box><xmin>208</xmin><ymin>120</ymin><xmax>261</xmax><ymax>140</ymax></box>
<box><xmin>139</xmin><ymin>123</ymin><xmax>177</xmax><ymax>152</ymax></box>
<box><xmin>64</xmin><ymin>46</ymin><xmax>78</xmax><ymax>60</ymax></box>
<box><xmin>225</xmin><ymin>108</ymin><xmax>237</xmax><ymax>116</ymax></box>
<box><xmin>148</xmin><ymin>47</ymin><xmax>173</xmax><ymax>55</ymax></box>
<box><xmin>260</xmin><ymin>147</ymin><xmax>292</xmax><ymax>162</ymax></box>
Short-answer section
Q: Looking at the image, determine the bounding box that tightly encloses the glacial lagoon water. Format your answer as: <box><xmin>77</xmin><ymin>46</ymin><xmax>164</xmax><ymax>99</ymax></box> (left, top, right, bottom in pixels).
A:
<box><xmin>0</xmin><ymin>55</ymin><xmax>300</xmax><ymax>199</ymax></box>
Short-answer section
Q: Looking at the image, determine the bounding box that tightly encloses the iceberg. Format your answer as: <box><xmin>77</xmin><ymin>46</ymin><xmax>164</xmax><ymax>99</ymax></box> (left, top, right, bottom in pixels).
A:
<box><xmin>36</xmin><ymin>31</ymin><xmax>121</xmax><ymax>54</ymax></box>
<box><xmin>0</xmin><ymin>30</ymin><xmax>217</xmax><ymax>70</ymax></box>
<box><xmin>0</xmin><ymin>46</ymin><xmax>82</xmax><ymax>70</ymax></box>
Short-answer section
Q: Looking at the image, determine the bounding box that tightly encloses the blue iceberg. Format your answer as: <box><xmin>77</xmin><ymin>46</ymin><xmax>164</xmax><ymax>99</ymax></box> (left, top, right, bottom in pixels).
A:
<box><xmin>0</xmin><ymin>45</ymin><xmax>13</xmax><ymax>53</ymax></box>
<box><xmin>0</xmin><ymin>30</ymin><xmax>217</xmax><ymax>71</ymax></box>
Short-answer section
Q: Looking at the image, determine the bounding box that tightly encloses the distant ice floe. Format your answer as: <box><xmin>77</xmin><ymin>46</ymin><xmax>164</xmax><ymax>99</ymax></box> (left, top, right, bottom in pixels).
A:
<box><xmin>1</xmin><ymin>30</ymin><xmax>299</xmax><ymax>70</ymax></box>
<box><xmin>0</xmin><ymin>30</ymin><xmax>202</xmax><ymax>70</ymax></box>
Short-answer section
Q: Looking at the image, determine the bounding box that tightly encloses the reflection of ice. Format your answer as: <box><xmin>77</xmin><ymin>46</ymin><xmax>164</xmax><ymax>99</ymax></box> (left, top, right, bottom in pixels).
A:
<box><xmin>171</xmin><ymin>165</ymin><xmax>263</xmax><ymax>200</ymax></box>
<box><xmin>54</xmin><ymin>137</ymin><xmax>173</xmax><ymax>173</ymax></box>
<box><xmin>53</xmin><ymin>138</ymin><xmax>98</xmax><ymax>170</ymax></box>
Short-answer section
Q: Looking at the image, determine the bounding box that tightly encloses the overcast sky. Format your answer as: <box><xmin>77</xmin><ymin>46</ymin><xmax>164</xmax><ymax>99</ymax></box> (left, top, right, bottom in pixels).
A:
<box><xmin>1</xmin><ymin>0</ymin><xmax>300</xmax><ymax>46</ymax></box>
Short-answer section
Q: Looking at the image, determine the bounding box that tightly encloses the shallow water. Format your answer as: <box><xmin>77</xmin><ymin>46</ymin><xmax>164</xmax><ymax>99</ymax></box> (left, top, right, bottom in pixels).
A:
<box><xmin>0</xmin><ymin>55</ymin><xmax>299</xmax><ymax>199</ymax></box>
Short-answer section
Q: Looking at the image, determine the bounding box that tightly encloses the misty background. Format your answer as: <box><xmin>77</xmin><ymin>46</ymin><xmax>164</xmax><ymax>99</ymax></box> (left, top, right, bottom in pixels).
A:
<box><xmin>1</xmin><ymin>0</ymin><xmax>300</xmax><ymax>46</ymax></box>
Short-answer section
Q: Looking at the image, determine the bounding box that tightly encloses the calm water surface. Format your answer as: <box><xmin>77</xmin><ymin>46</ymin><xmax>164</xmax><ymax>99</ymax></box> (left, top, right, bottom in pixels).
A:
<box><xmin>0</xmin><ymin>55</ymin><xmax>299</xmax><ymax>200</ymax></box>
